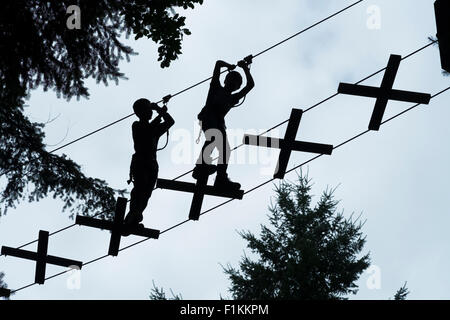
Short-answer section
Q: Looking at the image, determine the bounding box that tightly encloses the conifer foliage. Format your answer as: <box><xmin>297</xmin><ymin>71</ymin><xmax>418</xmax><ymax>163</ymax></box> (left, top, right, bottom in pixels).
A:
<box><xmin>0</xmin><ymin>1</ymin><xmax>203</xmax><ymax>217</ymax></box>
<box><xmin>224</xmin><ymin>174</ymin><xmax>370</xmax><ymax>299</ymax></box>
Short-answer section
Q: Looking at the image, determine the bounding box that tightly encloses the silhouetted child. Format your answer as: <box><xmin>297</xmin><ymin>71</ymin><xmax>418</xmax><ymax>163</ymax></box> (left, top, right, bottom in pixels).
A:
<box><xmin>193</xmin><ymin>58</ymin><xmax>255</xmax><ymax>189</ymax></box>
<box><xmin>124</xmin><ymin>98</ymin><xmax>175</xmax><ymax>226</ymax></box>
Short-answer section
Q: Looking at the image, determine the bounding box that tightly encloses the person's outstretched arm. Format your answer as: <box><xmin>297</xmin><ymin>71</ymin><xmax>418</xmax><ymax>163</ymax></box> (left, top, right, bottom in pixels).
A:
<box><xmin>232</xmin><ymin>60</ymin><xmax>255</xmax><ymax>102</ymax></box>
<box><xmin>212</xmin><ymin>60</ymin><xmax>236</xmax><ymax>86</ymax></box>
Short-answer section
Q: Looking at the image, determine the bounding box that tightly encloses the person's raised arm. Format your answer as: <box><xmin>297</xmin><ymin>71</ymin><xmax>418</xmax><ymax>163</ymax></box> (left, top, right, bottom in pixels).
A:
<box><xmin>160</xmin><ymin>106</ymin><xmax>175</xmax><ymax>127</ymax></box>
<box><xmin>212</xmin><ymin>60</ymin><xmax>236</xmax><ymax>86</ymax></box>
<box><xmin>153</xmin><ymin>105</ymin><xmax>175</xmax><ymax>136</ymax></box>
<box><xmin>232</xmin><ymin>59</ymin><xmax>255</xmax><ymax>102</ymax></box>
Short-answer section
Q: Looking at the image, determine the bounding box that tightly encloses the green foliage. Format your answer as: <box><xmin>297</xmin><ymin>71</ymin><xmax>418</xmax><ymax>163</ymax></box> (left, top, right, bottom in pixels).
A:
<box><xmin>149</xmin><ymin>281</ymin><xmax>182</xmax><ymax>300</ymax></box>
<box><xmin>0</xmin><ymin>272</ymin><xmax>10</xmax><ymax>300</ymax></box>
<box><xmin>0</xmin><ymin>1</ymin><xmax>202</xmax><ymax>217</ymax></box>
<box><xmin>0</xmin><ymin>272</ymin><xmax>6</xmax><ymax>288</ymax></box>
<box><xmin>394</xmin><ymin>282</ymin><xmax>409</xmax><ymax>300</ymax></box>
<box><xmin>125</xmin><ymin>0</ymin><xmax>203</xmax><ymax>68</ymax></box>
<box><xmin>0</xmin><ymin>105</ymin><xmax>124</xmax><ymax>218</ymax></box>
<box><xmin>224</xmin><ymin>173</ymin><xmax>370</xmax><ymax>300</ymax></box>
<box><xmin>1</xmin><ymin>0</ymin><xmax>204</xmax><ymax>101</ymax></box>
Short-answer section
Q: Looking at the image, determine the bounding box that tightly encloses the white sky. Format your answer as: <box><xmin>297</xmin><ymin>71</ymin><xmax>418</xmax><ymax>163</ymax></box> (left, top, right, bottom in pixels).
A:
<box><xmin>1</xmin><ymin>0</ymin><xmax>449</xmax><ymax>299</ymax></box>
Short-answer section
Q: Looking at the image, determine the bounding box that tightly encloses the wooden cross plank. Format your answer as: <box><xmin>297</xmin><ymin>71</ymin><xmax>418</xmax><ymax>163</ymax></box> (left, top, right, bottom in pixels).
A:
<box><xmin>243</xmin><ymin>136</ymin><xmax>333</xmax><ymax>155</ymax></box>
<box><xmin>369</xmin><ymin>54</ymin><xmax>400</xmax><ymax>131</ymax></box>
<box><xmin>0</xmin><ymin>287</ymin><xmax>11</xmax><ymax>298</ymax></box>
<box><xmin>75</xmin><ymin>197</ymin><xmax>160</xmax><ymax>257</ymax></box>
<box><xmin>156</xmin><ymin>176</ymin><xmax>244</xmax><ymax>221</ymax></box>
<box><xmin>1</xmin><ymin>247</ymin><xmax>83</xmax><ymax>268</ymax></box>
<box><xmin>276</xmin><ymin>108</ymin><xmax>303</xmax><ymax>179</ymax></box>
<box><xmin>36</xmin><ymin>230</ymin><xmax>48</xmax><ymax>285</ymax></box>
<box><xmin>338</xmin><ymin>54</ymin><xmax>431</xmax><ymax>131</ymax></box>
<box><xmin>109</xmin><ymin>197</ymin><xmax>127</xmax><ymax>256</ymax></box>
<box><xmin>243</xmin><ymin>108</ymin><xmax>333</xmax><ymax>180</ymax></box>
<box><xmin>435</xmin><ymin>0</ymin><xmax>450</xmax><ymax>72</ymax></box>
<box><xmin>1</xmin><ymin>230</ymin><xmax>83</xmax><ymax>285</ymax></box>
<box><xmin>189</xmin><ymin>174</ymin><xmax>208</xmax><ymax>221</ymax></box>
<box><xmin>156</xmin><ymin>179</ymin><xmax>244</xmax><ymax>199</ymax></box>
<box><xmin>75</xmin><ymin>216</ymin><xmax>159</xmax><ymax>239</ymax></box>
<box><xmin>338</xmin><ymin>84</ymin><xmax>431</xmax><ymax>104</ymax></box>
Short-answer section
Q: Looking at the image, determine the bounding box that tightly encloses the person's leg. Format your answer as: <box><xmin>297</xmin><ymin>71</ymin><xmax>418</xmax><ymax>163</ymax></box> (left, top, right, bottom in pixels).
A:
<box><xmin>193</xmin><ymin>125</ymin><xmax>219</xmax><ymax>179</ymax></box>
<box><xmin>215</xmin><ymin>127</ymin><xmax>240</xmax><ymax>189</ymax></box>
<box><xmin>138</xmin><ymin>166</ymin><xmax>158</xmax><ymax>221</ymax></box>
<box><xmin>216</xmin><ymin>127</ymin><xmax>230</xmax><ymax>178</ymax></box>
<box><xmin>196</xmin><ymin>135</ymin><xmax>215</xmax><ymax>165</ymax></box>
<box><xmin>126</xmin><ymin>178</ymin><xmax>145</xmax><ymax>224</ymax></box>
<box><xmin>125</xmin><ymin>162</ymin><xmax>154</xmax><ymax>224</ymax></box>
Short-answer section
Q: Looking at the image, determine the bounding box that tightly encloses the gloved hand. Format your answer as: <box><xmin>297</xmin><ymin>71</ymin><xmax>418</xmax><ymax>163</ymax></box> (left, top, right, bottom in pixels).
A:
<box><xmin>159</xmin><ymin>105</ymin><xmax>168</xmax><ymax>114</ymax></box>
<box><xmin>228</xmin><ymin>64</ymin><xmax>237</xmax><ymax>71</ymax></box>
<box><xmin>238</xmin><ymin>55</ymin><xmax>253</xmax><ymax>68</ymax></box>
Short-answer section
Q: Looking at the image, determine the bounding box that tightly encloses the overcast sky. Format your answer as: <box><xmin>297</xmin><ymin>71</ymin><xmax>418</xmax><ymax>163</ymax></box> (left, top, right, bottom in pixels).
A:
<box><xmin>1</xmin><ymin>0</ymin><xmax>449</xmax><ymax>299</ymax></box>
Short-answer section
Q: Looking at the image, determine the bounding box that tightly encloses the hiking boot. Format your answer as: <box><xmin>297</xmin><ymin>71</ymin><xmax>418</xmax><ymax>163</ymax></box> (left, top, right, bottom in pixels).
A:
<box><xmin>122</xmin><ymin>222</ymin><xmax>145</xmax><ymax>237</ymax></box>
<box><xmin>124</xmin><ymin>212</ymin><xmax>143</xmax><ymax>226</ymax></box>
<box><xmin>122</xmin><ymin>211</ymin><xmax>144</xmax><ymax>237</ymax></box>
<box><xmin>192</xmin><ymin>163</ymin><xmax>217</xmax><ymax>180</ymax></box>
<box><xmin>214</xmin><ymin>174</ymin><xmax>241</xmax><ymax>190</ymax></box>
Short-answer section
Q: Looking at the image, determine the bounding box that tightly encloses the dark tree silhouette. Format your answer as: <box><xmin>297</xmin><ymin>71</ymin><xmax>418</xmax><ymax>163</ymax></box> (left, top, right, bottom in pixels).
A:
<box><xmin>223</xmin><ymin>173</ymin><xmax>370</xmax><ymax>300</ymax></box>
<box><xmin>0</xmin><ymin>1</ymin><xmax>203</xmax><ymax>217</ymax></box>
<box><xmin>0</xmin><ymin>272</ymin><xmax>9</xmax><ymax>299</ymax></box>
<box><xmin>393</xmin><ymin>282</ymin><xmax>409</xmax><ymax>300</ymax></box>
<box><xmin>149</xmin><ymin>281</ymin><xmax>182</xmax><ymax>300</ymax></box>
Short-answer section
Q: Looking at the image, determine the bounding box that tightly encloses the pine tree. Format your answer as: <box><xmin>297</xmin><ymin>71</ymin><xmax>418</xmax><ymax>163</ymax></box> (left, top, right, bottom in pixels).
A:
<box><xmin>393</xmin><ymin>282</ymin><xmax>409</xmax><ymax>300</ymax></box>
<box><xmin>149</xmin><ymin>281</ymin><xmax>182</xmax><ymax>300</ymax></box>
<box><xmin>0</xmin><ymin>1</ymin><xmax>203</xmax><ymax>217</ymax></box>
<box><xmin>0</xmin><ymin>272</ymin><xmax>9</xmax><ymax>300</ymax></box>
<box><xmin>224</xmin><ymin>173</ymin><xmax>370</xmax><ymax>300</ymax></box>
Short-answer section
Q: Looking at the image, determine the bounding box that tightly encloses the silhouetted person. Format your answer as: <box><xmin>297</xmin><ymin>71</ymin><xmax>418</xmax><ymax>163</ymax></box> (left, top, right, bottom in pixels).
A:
<box><xmin>125</xmin><ymin>99</ymin><xmax>175</xmax><ymax>226</ymax></box>
<box><xmin>193</xmin><ymin>58</ymin><xmax>255</xmax><ymax>189</ymax></box>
